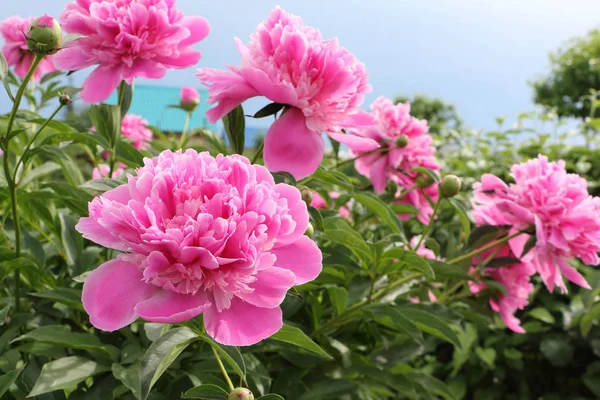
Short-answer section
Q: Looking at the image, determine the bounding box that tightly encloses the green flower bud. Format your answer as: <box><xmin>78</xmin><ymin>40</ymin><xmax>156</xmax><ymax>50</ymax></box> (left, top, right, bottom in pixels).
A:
<box><xmin>395</xmin><ymin>134</ymin><xmax>409</xmax><ymax>148</ymax></box>
<box><xmin>228</xmin><ymin>387</ymin><xmax>254</xmax><ymax>400</ymax></box>
<box><xmin>59</xmin><ymin>92</ymin><xmax>72</xmax><ymax>106</ymax></box>
<box><xmin>440</xmin><ymin>174</ymin><xmax>461</xmax><ymax>197</ymax></box>
<box><xmin>305</xmin><ymin>223</ymin><xmax>315</xmax><ymax>238</ymax></box>
<box><xmin>26</xmin><ymin>15</ymin><xmax>62</xmax><ymax>55</ymax></box>
<box><xmin>299</xmin><ymin>186</ymin><xmax>313</xmax><ymax>205</ymax></box>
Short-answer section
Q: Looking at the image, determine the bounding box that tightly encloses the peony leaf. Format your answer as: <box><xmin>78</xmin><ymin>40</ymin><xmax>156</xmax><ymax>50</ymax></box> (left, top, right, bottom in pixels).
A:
<box><xmin>198</xmin><ymin>334</ymin><xmax>247</xmax><ymax>381</ymax></box>
<box><xmin>352</xmin><ymin>192</ymin><xmax>407</xmax><ymax>241</ymax></box>
<box><xmin>222</xmin><ymin>104</ymin><xmax>245</xmax><ymax>155</ymax></box>
<box><xmin>327</xmin><ymin>286</ymin><xmax>348</xmax><ymax>315</ymax></box>
<box><xmin>270</xmin><ymin>324</ymin><xmax>332</xmax><ymax>359</ymax></box>
<box><xmin>0</xmin><ymin>367</ymin><xmax>23</xmax><ymax>398</ymax></box>
<box><xmin>182</xmin><ymin>384</ymin><xmax>229</xmax><ymax>399</ymax></box>
<box><xmin>249</xmin><ymin>102</ymin><xmax>285</xmax><ymax>119</ymax></box>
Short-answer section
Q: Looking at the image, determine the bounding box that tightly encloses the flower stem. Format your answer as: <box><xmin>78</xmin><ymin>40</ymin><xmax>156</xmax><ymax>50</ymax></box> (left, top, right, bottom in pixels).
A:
<box><xmin>109</xmin><ymin>81</ymin><xmax>126</xmax><ymax>178</ymax></box>
<box><xmin>446</xmin><ymin>230</ymin><xmax>526</xmax><ymax>266</ymax></box>
<box><xmin>333</xmin><ymin>146</ymin><xmax>389</xmax><ymax>170</ymax></box>
<box><xmin>177</xmin><ymin>111</ymin><xmax>192</xmax><ymax>149</ymax></box>
<box><xmin>413</xmin><ymin>197</ymin><xmax>442</xmax><ymax>251</ymax></box>
<box><xmin>251</xmin><ymin>140</ymin><xmax>265</xmax><ymax>164</ymax></box>
<box><xmin>212</xmin><ymin>346</ymin><xmax>234</xmax><ymax>391</ymax></box>
<box><xmin>2</xmin><ymin>54</ymin><xmax>44</xmax><ymax>313</ymax></box>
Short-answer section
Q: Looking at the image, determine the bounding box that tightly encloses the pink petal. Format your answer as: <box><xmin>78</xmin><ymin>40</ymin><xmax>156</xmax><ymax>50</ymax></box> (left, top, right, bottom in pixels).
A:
<box><xmin>181</xmin><ymin>16</ymin><xmax>210</xmax><ymax>46</ymax></box>
<box><xmin>80</xmin><ymin>65</ymin><xmax>122</xmax><ymax>104</ymax></box>
<box><xmin>501</xmin><ymin>310</ymin><xmax>525</xmax><ymax>334</ymax></box>
<box><xmin>341</xmin><ymin>110</ymin><xmax>377</xmax><ymax>128</ymax></box>
<box><xmin>264</xmin><ymin>108</ymin><xmax>324</xmax><ymax>180</ymax></box>
<box><xmin>273</xmin><ymin>183</ymin><xmax>309</xmax><ymax>246</ymax></box>
<box><xmin>369</xmin><ymin>156</ymin><xmax>388</xmax><ymax>193</ymax></box>
<box><xmin>270</xmin><ymin>236</ymin><xmax>323</xmax><ymax>285</ymax></box>
<box><xmin>134</xmin><ymin>290</ymin><xmax>211</xmax><ymax>323</ymax></box>
<box><xmin>204</xmin><ymin>299</ymin><xmax>283</xmax><ymax>346</ymax></box>
<box><xmin>52</xmin><ymin>46</ymin><xmax>96</xmax><ymax>71</ymax></box>
<box><xmin>82</xmin><ymin>258</ymin><xmax>156</xmax><ymax>331</ymax></box>
<box><xmin>558</xmin><ymin>259</ymin><xmax>591</xmax><ymax>289</ymax></box>
<box><xmin>239</xmin><ymin>67</ymin><xmax>298</xmax><ymax>106</ymax></box>
<box><xmin>327</xmin><ymin>131</ymin><xmax>379</xmax><ymax>152</ymax></box>
<box><xmin>237</xmin><ymin>267</ymin><xmax>296</xmax><ymax>308</ymax></box>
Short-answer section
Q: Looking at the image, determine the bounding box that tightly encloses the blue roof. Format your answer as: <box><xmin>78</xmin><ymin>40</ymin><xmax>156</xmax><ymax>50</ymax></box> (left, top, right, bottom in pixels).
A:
<box><xmin>106</xmin><ymin>84</ymin><xmax>217</xmax><ymax>132</ymax></box>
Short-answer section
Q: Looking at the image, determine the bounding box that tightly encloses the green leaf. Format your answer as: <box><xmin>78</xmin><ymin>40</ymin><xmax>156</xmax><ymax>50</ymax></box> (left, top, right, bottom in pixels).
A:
<box><xmin>112</xmin><ymin>362</ymin><xmax>140</xmax><ymax>399</ymax></box>
<box><xmin>466</xmin><ymin>225</ymin><xmax>507</xmax><ymax>250</ymax></box>
<box><xmin>581</xmin><ymin>303</ymin><xmax>600</xmax><ymax>337</ymax></box>
<box><xmin>540</xmin><ymin>337</ymin><xmax>574</xmax><ymax>367</ymax></box>
<box><xmin>272</xmin><ymin>171</ymin><xmax>296</xmax><ymax>186</ymax></box>
<box><xmin>18</xmin><ymin>161</ymin><xmax>61</xmax><ymax>187</ymax></box>
<box><xmin>475</xmin><ymin>347</ymin><xmax>497</xmax><ymax>369</ymax></box>
<box><xmin>28</xmin><ymin>356</ymin><xmax>109</xmax><ymax>397</ymax></box>
<box><xmin>484</xmin><ymin>257</ymin><xmax>521</xmax><ymax>269</ymax></box>
<box><xmin>0</xmin><ymin>367</ymin><xmax>23</xmax><ymax>398</ymax></box>
<box><xmin>311</xmin><ymin>167</ymin><xmax>354</xmax><ymax>191</ymax></box>
<box><xmin>298</xmin><ymin>380</ymin><xmax>356</xmax><ymax>400</ymax></box>
<box><xmin>59</xmin><ymin>211</ymin><xmax>83</xmax><ymax>267</ymax></box>
<box><xmin>40</xmin><ymin>131</ymin><xmax>110</xmax><ymax>150</ymax></box>
<box><xmin>411</xmin><ymin>167</ymin><xmax>440</xmax><ymax>183</ymax></box>
<box><xmin>352</xmin><ymin>192</ymin><xmax>406</xmax><ymax>240</ymax></box>
<box><xmin>447</xmin><ymin>198</ymin><xmax>471</xmax><ymax>238</ymax></box>
<box><xmin>307</xmin><ymin>206</ymin><xmax>324</xmax><ymax>232</ymax></box>
<box><xmin>80</xmin><ymin>178</ymin><xmax>123</xmax><ymax>192</ymax></box>
<box><xmin>139</xmin><ymin>327</ymin><xmax>199</xmax><ymax>400</ymax></box>
<box><xmin>198</xmin><ymin>334</ymin><xmax>247</xmax><ymax>380</ymax></box>
<box><xmin>0</xmin><ymin>305</ymin><xmax>8</xmax><ymax>326</ymax></box>
<box><xmin>182</xmin><ymin>384</ymin><xmax>229</xmax><ymax>399</ymax></box>
<box><xmin>222</xmin><ymin>104</ymin><xmax>245</xmax><ymax>154</ymax></box>
<box><xmin>520</xmin><ymin>235</ymin><xmax>537</xmax><ymax>258</ymax></box>
<box><xmin>257</xmin><ymin>395</ymin><xmax>285</xmax><ymax>400</ymax></box>
<box><xmin>270</xmin><ymin>324</ymin><xmax>332</xmax><ymax>359</ymax></box>
<box><xmin>397</xmin><ymin>306</ymin><xmax>461</xmax><ymax>347</ymax></box>
<box><xmin>119</xmin><ymin>81</ymin><xmax>133</xmax><ymax>117</ymax></box>
<box><xmin>89</xmin><ymin>104</ymin><xmax>121</xmax><ymax>146</ymax></box>
<box><xmin>40</xmin><ymin>71</ymin><xmax>64</xmax><ymax>84</ymax></box>
<box><xmin>0</xmin><ymin>51</ymin><xmax>13</xmax><ymax>101</ymax></box>
<box><xmin>116</xmin><ymin>139</ymin><xmax>144</xmax><ymax>168</ymax></box>
<box><xmin>13</xmin><ymin>325</ymin><xmax>119</xmax><ymax>359</ymax></box>
<box><xmin>321</xmin><ymin>218</ymin><xmax>373</xmax><ymax>265</ymax></box>
<box><xmin>529</xmin><ymin>308</ymin><xmax>555</xmax><ymax>324</ymax></box>
<box><xmin>26</xmin><ymin>145</ymin><xmax>84</xmax><ymax>186</ymax></box>
<box><xmin>29</xmin><ymin>288</ymin><xmax>83</xmax><ymax>310</ymax></box>
<box><xmin>327</xmin><ymin>287</ymin><xmax>348</xmax><ymax>315</ymax></box>
<box><xmin>380</xmin><ymin>248</ymin><xmax>435</xmax><ymax>279</ymax></box>
<box><xmin>427</xmin><ymin>260</ymin><xmax>471</xmax><ymax>280</ymax></box>
<box><xmin>451</xmin><ymin>323</ymin><xmax>478</xmax><ymax>376</ymax></box>
<box><xmin>366</xmin><ymin>304</ymin><xmax>424</xmax><ymax>344</ymax></box>
<box><xmin>249</xmin><ymin>103</ymin><xmax>285</xmax><ymax>119</ymax></box>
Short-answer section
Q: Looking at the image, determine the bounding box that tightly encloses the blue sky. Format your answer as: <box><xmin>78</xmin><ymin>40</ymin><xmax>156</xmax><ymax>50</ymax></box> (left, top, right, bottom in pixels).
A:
<box><xmin>1</xmin><ymin>0</ymin><xmax>600</xmax><ymax>131</ymax></box>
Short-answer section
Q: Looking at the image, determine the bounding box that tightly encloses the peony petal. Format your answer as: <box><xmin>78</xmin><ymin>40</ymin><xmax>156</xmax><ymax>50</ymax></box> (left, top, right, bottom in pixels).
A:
<box><xmin>52</xmin><ymin>46</ymin><xmax>96</xmax><ymax>71</ymax></box>
<box><xmin>181</xmin><ymin>16</ymin><xmax>210</xmax><ymax>46</ymax></box>
<box><xmin>80</xmin><ymin>65</ymin><xmax>122</xmax><ymax>104</ymax></box>
<box><xmin>341</xmin><ymin>110</ymin><xmax>377</xmax><ymax>128</ymax></box>
<box><xmin>134</xmin><ymin>290</ymin><xmax>211</xmax><ymax>323</ymax></box>
<box><xmin>237</xmin><ymin>267</ymin><xmax>296</xmax><ymax>308</ymax></box>
<box><xmin>270</xmin><ymin>236</ymin><xmax>323</xmax><ymax>285</ymax></box>
<box><xmin>239</xmin><ymin>67</ymin><xmax>298</xmax><ymax>106</ymax></box>
<box><xmin>369</xmin><ymin>156</ymin><xmax>388</xmax><ymax>193</ymax></box>
<box><xmin>273</xmin><ymin>183</ymin><xmax>309</xmax><ymax>246</ymax></box>
<box><xmin>327</xmin><ymin>131</ymin><xmax>379</xmax><ymax>152</ymax></box>
<box><xmin>204</xmin><ymin>299</ymin><xmax>283</xmax><ymax>346</ymax></box>
<box><xmin>82</xmin><ymin>258</ymin><xmax>156</xmax><ymax>331</ymax></box>
<box><xmin>264</xmin><ymin>108</ymin><xmax>324</xmax><ymax>180</ymax></box>
<box><xmin>558</xmin><ymin>258</ymin><xmax>591</xmax><ymax>289</ymax></box>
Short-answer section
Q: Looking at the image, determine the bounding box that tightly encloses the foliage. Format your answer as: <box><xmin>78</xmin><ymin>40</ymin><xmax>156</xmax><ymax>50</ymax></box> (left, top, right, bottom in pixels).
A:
<box><xmin>394</xmin><ymin>94</ymin><xmax>463</xmax><ymax>134</ymax></box>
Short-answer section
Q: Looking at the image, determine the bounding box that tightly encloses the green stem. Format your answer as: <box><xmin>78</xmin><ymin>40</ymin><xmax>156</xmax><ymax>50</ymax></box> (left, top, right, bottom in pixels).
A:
<box><xmin>446</xmin><ymin>230</ymin><xmax>526</xmax><ymax>266</ymax></box>
<box><xmin>109</xmin><ymin>81</ymin><xmax>126</xmax><ymax>178</ymax></box>
<box><xmin>14</xmin><ymin>104</ymin><xmax>65</xmax><ymax>185</ymax></box>
<box><xmin>177</xmin><ymin>112</ymin><xmax>192</xmax><ymax>149</ymax></box>
<box><xmin>212</xmin><ymin>346</ymin><xmax>234</xmax><ymax>391</ymax></box>
<box><xmin>333</xmin><ymin>146</ymin><xmax>390</xmax><ymax>169</ymax></box>
<box><xmin>413</xmin><ymin>197</ymin><xmax>443</xmax><ymax>251</ymax></box>
<box><xmin>251</xmin><ymin>140</ymin><xmax>265</xmax><ymax>164</ymax></box>
<box><xmin>3</xmin><ymin>54</ymin><xmax>44</xmax><ymax>314</ymax></box>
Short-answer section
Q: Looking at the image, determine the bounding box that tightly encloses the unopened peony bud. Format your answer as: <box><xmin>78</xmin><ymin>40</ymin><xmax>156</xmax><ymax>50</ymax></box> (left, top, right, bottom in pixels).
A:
<box><xmin>59</xmin><ymin>92</ymin><xmax>72</xmax><ymax>105</ymax></box>
<box><xmin>228</xmin><ymin>387</ymin><xmax>254</xmax><ymax>400</ymax></box>
<box><xmin>440</xmin><ymin>174</ymin><xmax>461</xmax><ymax>197</ymax></box>
<box><xmin>396</xmin><ymin>134</ymin><xmax>409</xmax><ymax>148</ymax></box>
<box><xmin>416</xmin><ymin>174</ymin><xmax>435</xmax><ymax>189</ymax></box>
<box><xmin>299</xmin><ymin>186</ymin><xmax>313</xmax><ymax>205</ymax></box>
<box><xmin>26</xmin><ymin>15</ymin><xmax>62</xmax><ymax>55</ymax></box>
<box><xmin>305</xmin><ymin>223</ymin><xmax>315</xmax><ymax>238</ymax></box>
<box><xmin>180</xmin><ymin>87</ymin><xmax>200</xmax><ymax>112</ymax></box>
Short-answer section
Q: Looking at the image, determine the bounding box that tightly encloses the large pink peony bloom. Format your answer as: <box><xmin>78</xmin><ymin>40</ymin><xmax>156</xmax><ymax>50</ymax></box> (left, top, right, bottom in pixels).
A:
<box><xmin>346</xmin><ymin>97</ymin><xmax>440</xmax><ymax>224</ymax></box>
<box><xmin>122</xmin><ymin>114</ymin><xmax>152</xmax><ymax>150</ymax></box>
<box><xmin>468</xmin><ymin>245</ymin><xmax>535</xmax><ymax>334</ymax></box>
<box><xmin>92</xmin><ymin>164</ymin><xmax>124</xmax><ymax>180</ymax></box>
<box><xmin>197</xmin><ymin>7</ymin><xmax>378</xmax><ymax>180</ymax></box>
<box><xmin>473</xmin><ymin>154</ymin><xmax>600</xmax><ymax>292</ymax></box>
<box><xmin>54</xmin><ymin>0</ymin><xmax>209</xmax><ymax>103</ymax></box>
<box><xmin>0</xmin><ymin>16</ymin><xmax>57</xmax><ymax>81</ymax></box>
<box><xmin>76</xmin><ymin>150</ymin><xmax>322</xmax><ymax>346</ymax></box>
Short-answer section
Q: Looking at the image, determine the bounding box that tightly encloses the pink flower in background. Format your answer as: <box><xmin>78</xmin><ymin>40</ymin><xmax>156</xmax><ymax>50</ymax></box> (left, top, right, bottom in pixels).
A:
<box><xmin>473</xmin><ymin>154</ymin><xmax>600</xmax><ymax>292</ymax></box>
<box><xmin>92</xmin><ymin>164</ymin><xmax>124</xmax><ymax>180</ymax></box>
<box><xmin>180</xmin><ymin>86</ymin><xmax>200</xmax><ymax>105</ymax></box>
<box><xmin>197</xmin><ymin>7</ymin><xmax>378</xmax><ymax>179</ymax></box>
<box><xmin>310</xmin><ymin>191</ymin><xmax>351</xmax><ymax>218</ymax></box>
<box><xmin>0</xmin><ymin>16</ymin><xmax>57</xmax><ymax>80</ymax></box>
<box><xmin>346</xmin><ymin>97</ymin><xmax>440</xmax><ymax>224</ymax></box>
<box><xmin>468</xmin><ymin>245</ymin><xmax>535</xmax><ymax>334</ymax></box>
<box><xmin>54</xmin><ymin>0</ymin><xmax>209</xmax><ymax>103</ymax></box>
<box><xmin>121</xmin><ymin>114</ymin><xmax>152</xmax><ymax>150</ymax></box>
<box><xmin>76</xmin><ymin>150</ymin><xmax>322</xmax><ymax>346</ymax></box>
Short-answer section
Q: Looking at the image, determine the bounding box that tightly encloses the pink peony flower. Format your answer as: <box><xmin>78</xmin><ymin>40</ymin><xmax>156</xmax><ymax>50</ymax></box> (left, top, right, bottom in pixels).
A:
<box><xmin>0</xmin><ymin>16</ymin><xmax>57</xmax><ymax>81</ymax></box>
<box><xmin>310</xmin><ymin>191</ymin><xmax>351</xmax><ymax>219</ymax></box>
<box><xmin>468</xmin><ymin>245</ymin><xmax>535</xmax><ymax>334</ymax></box>
<box><xmin>54</xmin><ymin>0</ymin><xmax>209</xmax><ymax>103</ymax></box>
<box><xmin>92</xmin><ymin>164</ymin><xmax>124</xmax><ymax>180</ymax></box>
<box><xmin>472</xmin><ymin>154</ymin><xmax>600</xmax><ymax>292</ymax></box>
<box><xmin>197</xmin><ymin>7</ymin><xmax>378</xmax><ymax>180</ymax></box>
<box><xmin>122</xmin><ymin>114</ymin><xmax>152</xmax><ymax>150</ymax></box>
<box><xmin>76</xmin><ymin>150</ymin><xmax>322</xmax><ymax>346</ymax></box>
<box><xmin>345</xmin><ymin>97</ymin><xmax>440</xmax><ymax>224</ymax></box>
<box><xmin>180</xmin><ymin>86</ymin><xmax>200</xmax><ymax>105</ymax></box>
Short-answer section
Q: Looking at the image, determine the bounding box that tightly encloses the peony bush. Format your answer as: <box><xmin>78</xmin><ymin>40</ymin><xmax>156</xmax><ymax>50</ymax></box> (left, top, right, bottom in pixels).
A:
<box><xmin>1</xmin><ymin>2</ymin><xmax>600</xmax><ymax>400</ymax></box>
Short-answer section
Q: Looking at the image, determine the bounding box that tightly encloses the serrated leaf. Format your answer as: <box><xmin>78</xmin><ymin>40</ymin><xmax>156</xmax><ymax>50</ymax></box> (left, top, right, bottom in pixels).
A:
<box><xmin>139</xmin><ymin>327</ymin><xmax>199</xmax><ymax>400</ymax></box>
<box><xmin>270</xmin><ymin>324</ymin><xmax>332</xmax><ymax>359</ymax></box>
<box><xmin>28</xmin><ymin>356</ymin><xmax>109</xmax><ymax>397</ymax></box>
<box><xmin>182</xmin><ymin>384</ymin><xmax>229</xmax><ymax>399</ymax></box>
<box><xmin>222</xmin><ymin>104</ymin><xmax>245</xmax><ymax>154</ymax></box>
